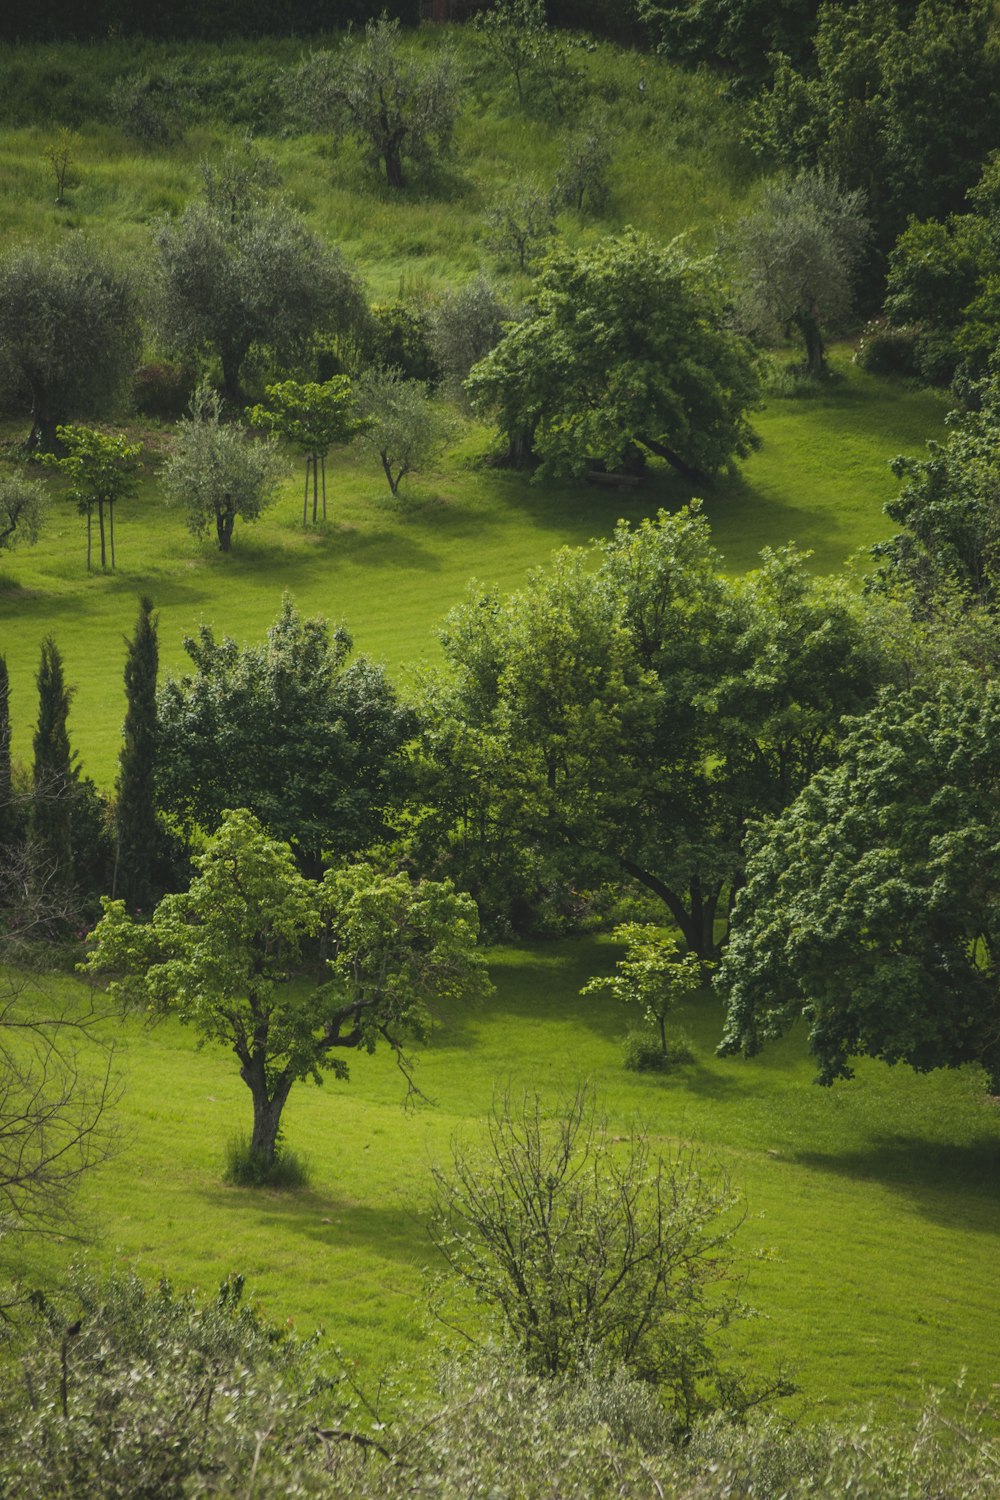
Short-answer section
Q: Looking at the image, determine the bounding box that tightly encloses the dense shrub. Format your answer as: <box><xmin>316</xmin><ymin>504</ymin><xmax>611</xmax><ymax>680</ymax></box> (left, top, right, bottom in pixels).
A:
<box><xmin>853</xmin><ymin>320</ymin><xmax>921</xmax><ymax>379</ymax></box>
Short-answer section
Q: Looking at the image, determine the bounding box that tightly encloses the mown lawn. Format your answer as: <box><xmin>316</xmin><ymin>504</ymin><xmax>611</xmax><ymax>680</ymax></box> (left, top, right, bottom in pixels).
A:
<box><xmin>18</xmin><ymin>935</ymin><xmax>1000</xmax><ymax>1423</ymax></box>
<box><xmin>0</xmin><ymin>357</ymin><xmax>948</xmax><ymax>784</ymax></box>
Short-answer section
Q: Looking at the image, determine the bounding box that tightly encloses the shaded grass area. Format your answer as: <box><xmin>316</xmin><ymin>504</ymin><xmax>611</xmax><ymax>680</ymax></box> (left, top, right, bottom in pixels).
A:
<box><xmin>0</xmin><ymin>359</ymin><xmax>949</xmax><ymax>783</ymax></box>
<box><xmin>17</xmin><ymin>936</ymin><xmax>1000</xmax><ymax>1422</ymax></box>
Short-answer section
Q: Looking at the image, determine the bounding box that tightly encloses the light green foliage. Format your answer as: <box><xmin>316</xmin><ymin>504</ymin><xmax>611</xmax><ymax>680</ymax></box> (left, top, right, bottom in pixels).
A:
<box><xmin>355</xmin><ymin>367</ymin><xmax>451</xmax><ymax>495</ymax></box>
<box><xmin>155</xmin><ymin>595</ymin><xmax>413</xmax><ymax>872</ymax></box>
<box><xmin>468</xmin><ymin>229</ymin><xmax>761</xmax><ymax>480</ymax></box>
<box><xmin>0</xmin><ymin>1268</ymin><xmax>348</xmax><ymax>1497</ymax></box>
<box><xmin>287</xmin><ymin>16</ymin><xmax>458</xmax><ymax>189</ymax></box>
<box><xmin>430</xmin><ymin>1088</ymin><xmax>784</xmax><ymax>1428</ymax></box>
<box><xmin>160</xmin><ymin>381</ymin><xmax>287</xmax><ymax>552</ymax></box>
<box><xmin>583</xmin><ymin>923</ymin><xmax>703</xmax><ymax>1055</ymax></box>
<box><xmin>430</xmin><ymin>275</ymin><xmax>513</xmax><ymax>399</ymax></box>
<box><xmin>248</xmin><ymin>377</ymin><xmax>358</xmax><ymax>524</ymax></box>
<box><xmin>86</xmin><ymin>809</ymin><xmax>489</xmax><ymax>1166</ymax></box>
<box><xmin>40</xmin><ymin>126</ymin><xmax>80</xmax><ymax>204</ymax></box>
<box><xmin>474</xmin><ymin>0</ymin><xmax>578</xmax><ymax>117</ymax></box>
<box><xmin>726</xmin><ymin>171</ymin><xmax>869</xmax><ymax>377</ymax></box>
<box><xmin>555</xmin><ymin>116</ymin><xmax>613</xmax><ymax>214</ymax></box>
<box><xmin>0</xmin><ymin>474</ymin><xmax>45</xmax><ymax>551</ymax></box>
<box><xmin>42</xmin><ymin>425</ymin><xmax>141</xmax><ymax>572</ymax></box>
<box><xmin>718</xmin><ymin>675</ymin><xmax>1000</xmax><ymax>1092</ymax></box>
<box><xmin>0</xmin><ymin>238</ymin><xmax>141</xmax><ymax>452</ymax></box>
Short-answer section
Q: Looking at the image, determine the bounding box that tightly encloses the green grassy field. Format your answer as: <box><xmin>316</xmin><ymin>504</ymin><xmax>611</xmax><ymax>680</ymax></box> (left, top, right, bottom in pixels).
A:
<box><xmin>18</xmin><ymin>937</ymin><xmax>1000</xmax><ymax>1423</ymax></box>
<box><xmin>0</xmin><ymin>356</ymin><xmax>948</xmax><ymax>784</ymax></box>
<box><xmin>0</xmin><ymin>25</ymin><xmax>983</xmax><ymax>1435</ymax></box>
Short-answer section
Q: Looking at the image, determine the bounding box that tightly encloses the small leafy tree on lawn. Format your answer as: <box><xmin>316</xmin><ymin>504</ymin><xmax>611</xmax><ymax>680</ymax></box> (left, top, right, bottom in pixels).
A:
<box><xmin>161</xmin><ymin>382</ymin><xmax>287</xmax><ymax>553</ymax></box>
<box><xmin>0</xmin><ymin>474</ymin><xmax>46</xmax><ymax>552</ymax></box>
<box><xmin>355</xmin><ymin>369</ymin><xmax>451</xmax><ymax>496</ymax></box>
<box><xmin>85</xmin><ymin>809</ymin><xmax>490</xmax><ymax>1177</ymax></box>
<box><xmin>582</xmin><ymin>923</ymin><xmax>703</xmax><ymax>1059</ymax></box>
<box><xmin>42</xmin><ymin>425</ymin><xmax>141</xmax><ymax>572</ymax></box>
<box><xmin>248</xmin><ymin>378</ymin><xmax>357</xmax><ymax>525</ymax></box>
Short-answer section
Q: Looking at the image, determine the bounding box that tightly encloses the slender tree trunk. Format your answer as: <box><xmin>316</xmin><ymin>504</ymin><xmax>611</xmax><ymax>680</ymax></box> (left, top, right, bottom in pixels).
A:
<box><xmin>320</xmin><ymin>454</ymin><xmax>327</xmax><ymax>520</ymax></box>
<box><xmin>303</xmin><ymin>457</ymin><xmax>311</xmax><ymax>527</ymax></box>
<box><xmin>312</xmin><ymin>451</ymin><xmax>319</xmax><ymax>523</ymax></box>
<box><xmin>109</xmin><ymin>500</ymin><xmax>116</xmax><ymax>571</ymax></box>
<box><xmin>98</xmin><ymin>499</ymin><xmax>107</xmax><ymax>570</ymax></box>
<box><xmin>86</xmin><ymin>510</ymin><xmax>92</xmax><ymax>572</ymax></box>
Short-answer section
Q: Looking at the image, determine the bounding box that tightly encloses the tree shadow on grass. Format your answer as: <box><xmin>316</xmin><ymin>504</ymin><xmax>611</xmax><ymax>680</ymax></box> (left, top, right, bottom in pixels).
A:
<box><xmin>196</xmin><ymin>1184</ymin><xmax>426</xmax><ymax>1266</ymax></box>
<box><xmin>790</xmin><ymin>1136</ymin><xmax>1000</xmax><ymax>1233</ymax></box>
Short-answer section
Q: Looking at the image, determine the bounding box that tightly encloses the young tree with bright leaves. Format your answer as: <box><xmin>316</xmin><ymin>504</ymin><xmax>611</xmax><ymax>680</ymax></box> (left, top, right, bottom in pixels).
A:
<box><xmin>0</xmin><ymin>474</ymin><xmax>46</xmax><ymax>552</ymax></box>
<box><xmin>247</xmin><ymin>378</ymin><xmax>357</xmax><ymax>525</ymax></box>
<box><xmin>473</xmin><ymin>0</ymin><xmax>577</xmax><ymax>116</ymax></box>
<box><xmin>42</xmin><ymin>425</ymin><xmax>141</xmax><ymax>572</ymax></box>
<box><xmin>355</xmin><ymin>368</ymin><xmax>451</xmax><ymax>496</ymax></box>
<box><xmin>719</xmin><ymin>676</ymin><xmax>1000</xmax><ymax>1093</ymax></box>
<box><xmin>86</xmin><ymin>809</ymin><xmax>490</xmax><ymax>1171</ymax></box>
<box><xmin>726</xmin><ymin>171</ymin><xmax>869</xmax><ymax>378</ymax></box>
<box><xmin>155</xmin><ymin>595</ymin><xmax>414</xmax><ymax>875</ymax></box>
<box><xmin>155</xmin><ymin>164</ymin><xmax>363</xmax><ymax>408</ymax></box>
<box><xmin>114</xmin><ymin>596</ymin><xmax>158</xmax><ymax>914</ymax></box>
<box><xmin>28</xmin><ymin>636</ymin><xmax>75</xmax><ymax>889</ymax></box>
<box><xmin>582</xmin><ymin>923</ymin><xmax>704</xmax><ymax>1057</ymax></box>
<box><xmin>467</xmin><ymin>229</ymin><xmax>761</xmax><ymax>480</ymax></box>
<box><xmin>161</xmin><ymin>383</ymin><xmax>287</xmax><ymax>553</ymax></box>
<box><xmin>0</xmin><ymin>239</ymin><xmax>141</xmax><ymax>453</ymax></box>
<box><xmin>287</xmin><ymin>16</ymin><xmax>458</xmax><ymax>190</ymax></box>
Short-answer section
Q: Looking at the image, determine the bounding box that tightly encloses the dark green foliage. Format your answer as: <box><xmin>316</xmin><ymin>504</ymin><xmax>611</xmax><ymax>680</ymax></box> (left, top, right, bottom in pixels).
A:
<box><xmin>871</xmin><ymin>379</ymin><xmax>1000</xmax><ymax>611</ymax></box>
<box><xmin>0</xmin><ymin>239</ymin><xmax>141</xmax><ymax>452</ymax></box>
<box><xmin>468</xmin><ymin>229</ymin><xmax>761</xmax><ymax>480</ymax></box>
<box><xmin>746</xmin><ymin>0</ymin><xmax>1000</xmax><ymax>257</ymax></box>
<box><xmin>718</xmin><ymin>675</ymin><xmax>1000</xmax><ymax>1092</ymax></box>
<box><xmin>115</xmin><ymin>597</ymin><xmax>159</xmax><ymax>915</ymax></box>
<box><xmin>363</xmin><ymin>301</ymin><xmax>440</xmax><ymax>385</ymax></box>
<box><xmin>0</xmin><ymin>2</ymin><xmax>419</xmax><ymax>45</ymax></box>
<box><xmin>109</xmin><ymin>68</ymin><xmax>189</xmax><ymax>144</ymax></box>
<box><xmin>637</xmin><ymin>0</ymin><xmax>823</xmax><ymax>80</ymax></box>
<box><xmin>28</xmin><ymin>637</ymin><xmax>75</xmax><ymax>889</ymax></box>
<box><xmin>852</xmin><ymin>318</ymin><xmax>920</xmax><ymax>378</ymax></box>
<box><xmin>155</xmin><ymin>595</ymin><xmax>414</xmax><ymax>871</ymax></box>
<box><xmin>0</xmin><ymin>656</ymin><xmax>13</xmax><ymax>851</ymax></box>
<box><xmin>430</xmin><ymin>275</ymin><xmax>513</xmax><ymax>399</ymax></box>
<box><xmin>155</xmin><ymin>150</ymin><xmax>364</xmax><ymax>406</ymax></box>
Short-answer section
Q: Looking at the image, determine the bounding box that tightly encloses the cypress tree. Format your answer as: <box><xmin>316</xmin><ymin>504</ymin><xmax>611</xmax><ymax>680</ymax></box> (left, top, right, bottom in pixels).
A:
<box><xmin>114</xmin><ymin>595</ymin><xmax>159</xmax><ymax>911</ymax></box>
<box><xmin>29</xmin><ymin>636</ymin><xmax>75</xmax><ymax>885</ymax></box>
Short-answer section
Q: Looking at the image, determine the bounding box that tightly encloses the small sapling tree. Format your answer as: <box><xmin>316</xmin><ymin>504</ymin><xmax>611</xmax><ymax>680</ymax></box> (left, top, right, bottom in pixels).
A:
<box><xmin>42</xmin><ymin>425</ymin><xmax>141</xmax><ymax>572</ymax></box>
<box><xmin>355</xmin><ymin>369</ymin><xmax>451</xmax><ymax>496</ymax></box>
<box><xmin>484</xmin><ymin>181</ymin><xmax>557</xmax><ymax>272</ymax></box>
<box><xmin>161</xmin><ymin>383</ymin><xmax>287</xmax><ymax>552</ymax></box>
<box><xmin>0</xmin><ymin>474</ymin><xmax>46</xmax><ymax>552</ymax></box>
<box><xmin>248</xmin><ymin>378</ymin><xmax>357</xmax><ymax>525</ymax></box>
<box><xmin>86</xmin><ymin>810</ymin><xmax>490</xmax><ymax>1178</ymax></box>
<box><xmin>41</xmin><ymin>127</ymin><xmax>81</xmax><ymax>206</ymax></box>
<box><xmin>582</xmin><ymin>923</ymin><xmax>703</xmax><ymax>1063</ymax></box>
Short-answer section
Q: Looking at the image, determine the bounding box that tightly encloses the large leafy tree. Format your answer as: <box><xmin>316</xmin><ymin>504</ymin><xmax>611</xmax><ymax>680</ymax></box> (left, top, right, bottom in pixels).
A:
<box><xmin>156</xmin><ymin>156</ymin><xmax>363</xmax><ymax>406</ymax></box>
<box><xmin>156</xmin><ymin>595</ymin><xmax>414</xmax><ymax>875</ymax></box>
<box><xmin>414</xmin><ymin>508</ymin><xmax>887</xmax><ymax>955</ymax></box>
<box><xmin>287</xmin><ymin>16</ymin><xmax>458</xmax><ymax>190</ymax></box>
<box><xmin>726</xmin><ymin>172</ymin><xmax>869</xmax><ymax>377</ymax></box>
<box><xmin>718</xmin><ymin>677</ymin><xmax>1000</xmax><ymax>1092</ymax></box>
<box><xmin>86</xmin><ymin>809</ymin><xmax>489</xmax><ymax>1168</ymax></box>
<box><xmin>0</xmin><ymin>239</ymin><xmax>141</xmax><ymax>452</ymax></box>
<box><xmin>467</xmin><ymin>229</ymin><xmax>761</xmax><ymax>480</ymax></box>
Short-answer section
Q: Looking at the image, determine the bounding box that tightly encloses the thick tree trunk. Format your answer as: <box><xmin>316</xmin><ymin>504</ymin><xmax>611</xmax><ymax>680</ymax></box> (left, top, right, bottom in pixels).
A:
<box><xmin>637</xmin><ymin>435</ymin><xmax>705</xmax><ymax>483</ymax></box>
<box><xmin>384</xmin><ymin>145</ymin><xmax>405</xmax><ymax>190</ymax></box>
<box><xmin>245</xmin><ymin>1071</ymin><xmax>294</xmax><ymax>1165</ymax></box>
<box><xmin>216</xmin><ymin>508</ymin><xmax>235</xmax><ymax>552</ymax></box>
<box><xmin>619</xmin><ymin>856</ymin><xmax>722</xmax><ymax>961</ymax></box>
<box><xmin>793</xmin><ymin>310</ymin><xmax>826</xmax><ymax>378</ymax></box>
